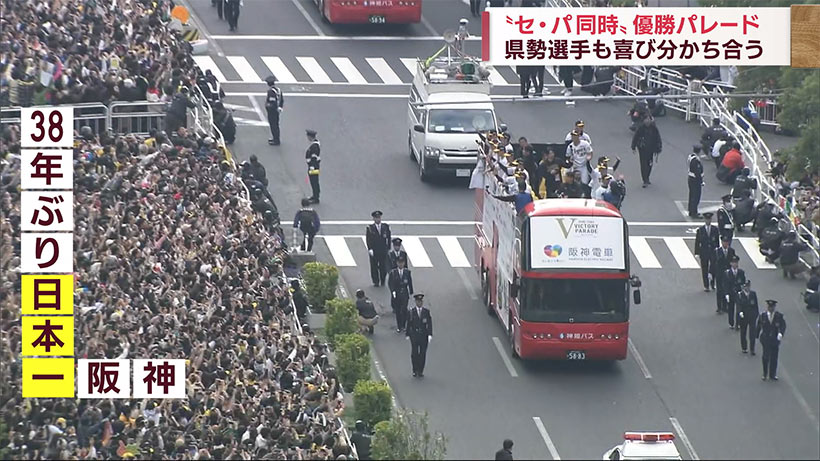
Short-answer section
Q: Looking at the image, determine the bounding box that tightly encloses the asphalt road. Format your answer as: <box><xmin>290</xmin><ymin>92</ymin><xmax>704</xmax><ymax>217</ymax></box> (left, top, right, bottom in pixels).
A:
<box><xmin>187</xmin><ymin>0</ymin><xmax>820</xmax><ymax>459</ymax></box>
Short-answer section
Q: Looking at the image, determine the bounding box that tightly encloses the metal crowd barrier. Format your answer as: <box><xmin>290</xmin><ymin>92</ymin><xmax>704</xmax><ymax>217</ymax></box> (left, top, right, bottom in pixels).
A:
<box><xmin>106</xmin><ymin>101</ymin><xmax>168</xmax><ymax>136</ymax></box>
<box><xmin>0</xmin><ymin>103</ymin><xmax>109</xmax><ymax>134</ymax></box>
<box><xmin>750</xmin><ymin>98</ymin><xmax>781</xmax><ymax>130</ymax></box>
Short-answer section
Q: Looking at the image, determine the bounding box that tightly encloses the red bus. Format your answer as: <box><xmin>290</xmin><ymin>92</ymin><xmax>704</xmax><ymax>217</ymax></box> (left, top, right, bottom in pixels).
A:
<box><xmin>474</xmin><ymin>144</ymin><xmax>642</xmax><ymax>361</ymax></box>
<box><xmin>314</xmin><ymin>0</ymin><xmax>422</xmax><ymax>24</ymax></box>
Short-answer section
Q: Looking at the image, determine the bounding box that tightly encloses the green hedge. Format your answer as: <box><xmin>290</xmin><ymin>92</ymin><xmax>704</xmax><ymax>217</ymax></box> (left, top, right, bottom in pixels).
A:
<box><xmin>337</xmin><ymin>333</ymin><xmax>371</xmax><ymax>391</ymax></box>
<box><xmin>302</xmin><ymin>262</ymin><xmax>339</xmax><ymax>312</ymax></box>
<box><xmin>353</xmin><ymin>379</ymin><xmax>392</xmax><ymax>429</ymax></box>
<box><xmin>325</xmin><ymin>298</ymin><xmax>359</xmax><ymax>345</ymax></box>
<box><xmin>371</xmin><ymin>409</ymin><xmax>447</xmax><ymax>460</ymax></box>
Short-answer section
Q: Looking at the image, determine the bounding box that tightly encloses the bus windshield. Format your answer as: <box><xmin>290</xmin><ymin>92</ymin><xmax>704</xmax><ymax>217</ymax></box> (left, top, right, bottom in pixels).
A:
<box><xmin>427</xmin><ymin>109</ymin><xmax>495</xmax><ymax>134</ymax></box>
<box><xmin>519</xmin><ymin>278</ymin><xmax>628</xmax><ymax>323</ymax></box>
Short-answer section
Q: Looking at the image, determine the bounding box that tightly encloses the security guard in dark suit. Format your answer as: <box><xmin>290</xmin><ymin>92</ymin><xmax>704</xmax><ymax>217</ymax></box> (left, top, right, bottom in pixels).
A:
<box><xmin>387</xmin><ymin>237</ymin><xmax>409</xmax><ymax>271</ymax></box>
<box><xmin>736</xmin><ymin>280</ymin><xmax>759</xmax><ymax>355</ymax></box>
<box><xmin>687</xmin><ymin>144</ymin><xmax>704</xmax><ymax>217</ymax></box>
<box><xmin>406</xmin><ymin>293</ymin><xmax>433</xmax><ymax>378</ymax></box>
<box><xmin>388</xmin><ymin>254</ymin><xmax>414</xmax><ymax>333</ymax></box>
<box><xmin>758</xmin><ymin>299</ymin><xmax>786</xmax><ymax>381</ymax></box>
<box><xmin>305</xmin><ymin>130</ymin><xmax>321</xmax><ymax>203</ymax></box>
<box><xmin>694</xmin><ymin>212</ymin><xmax>719</xmax><ymax>291</ymax></box>
<box><xmin>722</xmin><ymin>255</ymin><xmax>746</xmax><ymax>329</ymax></box>
<box><xmin>717</xmin><ymin>194</ymin><xmax>735</xmax><ymax>243</ymax></box>
<box><xmin>714</xmin><ymin>236</ymin><xmax>736</xmax><ymax>313</ymax></box>
<box><xmin>366</xmin><ymin>211</ymin><xmax>391</xmax><ymax>286</ymax></box>
<box><xmin>264</xmin><ymin>76</ymin><xmax>283</xmax><ymax>145</ymax></box>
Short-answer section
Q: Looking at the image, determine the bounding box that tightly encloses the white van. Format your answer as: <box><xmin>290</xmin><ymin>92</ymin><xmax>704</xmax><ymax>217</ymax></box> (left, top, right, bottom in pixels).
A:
<box><xmin>408</xmin><ymin>58</ymin><xmax>505</xmax><ymax>182</ymax></box>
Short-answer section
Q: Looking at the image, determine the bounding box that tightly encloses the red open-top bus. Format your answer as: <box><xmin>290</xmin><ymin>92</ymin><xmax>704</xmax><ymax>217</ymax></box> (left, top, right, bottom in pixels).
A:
<box><xmin>314</xmin><ymin>0</ymin><xmax>422</xmax><ymax>24</ymax></box>
<box><xmin>475</xmin><ymin>143</ymin><xmax>642</xmax><ymax>361</ymax></box>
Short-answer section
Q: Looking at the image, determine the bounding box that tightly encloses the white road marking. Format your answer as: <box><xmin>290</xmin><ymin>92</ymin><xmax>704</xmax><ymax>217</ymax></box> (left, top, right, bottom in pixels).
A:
<box><xmin>420</xmin><ymin>15</ymin><xmax>438</xmax><ymax>36</ymax></box>
<box><xmin>487</xmin><ymin>66</ymin><xmax>509</xmax><ymax>86</ymax></box>
<box><xmin>296</xmin><ymin>57</ymin><xmax>332</xmax><ymax>84</ymax></box>
<box><xmin>178</xmin><ymin>0</ymin><xmax>224</xmax><ymax>57</ymax></box>
<box><xmin>366</xmin><ymin>58</ymin><xmax>403</xmax><ymax>85</ymax></box>
<box><xmin>663</xmin><ymin>237</ymin><xmax>700</xmax><ymax>269</ymax></box>
<box><xmin>324</xmin><ymin>236</ymin><xmax>356</xmax><ymax>266</ymax></box>
<box><xmin>456</xmin><ymin>267</ymin><xmax>479</xmax><ymax>301</ymax></box>
<box><xmin>331</xmin><ymin>57</ymin><xmax>367</xmax><ymax>84</ymax></box>
<box><xmin>211</xmin><ymin>35</ymin><xmax>483</xmax><ymax>41</ymax></box>
<box><xmin>261</xmin><ymin>57</ymin><xmax>297</xmax><ymax>83</ymax></box>
<box><xmin>628</xmin><ymin>338</ymin><xmax>652</xmax><ymax>379</ymax></box>
<box><xmin>400</xmin><ymin>58</ymin><xmax>418</xmax><ymax>76</ymax></box>
<box><xmin>737</xmin><ymin>237</ymin><xmax>777</xmax><ymax>269</ymax></box>
<box><xmin>491</xmin><ymin>337</ymin><xmax>518</xmax><ymax>377</ymax></box>
<box><xmin>289</xmin><ymin>0</ymin><xmax>325</xmax><ymax>36</ymax></box>
<box><xmin>248</xmin><ymin>95</ymin><xmax>267</xmax><ymax>123</ymax></box>
<box><xmin>629</xmin><ymin>236</ymin><xmax>661</xmax><ymax>268</ymax></box>
<box><xmin>669</xmin><ymin>417</ymin><xmax>700</xmax><ymax>460</ymax></box>
<box><xmin>232</xmin><ymin>116</ymin><xmax>269</xmax><ymax>127</ymax></box>
<box><xmin>437</xmin><ymin>236</ymin><xmax>471</xmax><ymax>268</ymax></box>
<box><xmin>532</xmin><ymin>417</ymin><xmax>561</xmax><ymax>460</ymax></box>
<box><xmin>227</xmin><ymin>56</ymin><xmax>261</xmax><ymax>82</ymax></box>
<box><xmin>192</xmin><ymin>56</ymin><xmax>226</xmax><ymax>82</ymax></box>
<box><xmin>401</xmin><ymin>236</ymin><xmax>433</xmax><ymax>267</ymax></box>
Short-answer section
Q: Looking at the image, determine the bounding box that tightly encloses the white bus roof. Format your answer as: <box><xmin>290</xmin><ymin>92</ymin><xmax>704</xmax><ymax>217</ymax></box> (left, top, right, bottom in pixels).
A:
<box><xmin>621</xmin><ymin>440</ymin><xmax>682</xmax><ymax>459</ymax></box>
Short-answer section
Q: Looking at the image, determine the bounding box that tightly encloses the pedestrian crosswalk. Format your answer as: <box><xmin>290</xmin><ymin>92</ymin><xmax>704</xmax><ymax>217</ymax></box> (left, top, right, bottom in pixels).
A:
<box><xmin>316</xmin><ymin>235</ymin><xmax>777</xmax><ymax>271</ymax></box>
<box><xmin>192</xmin><ymin>54</ymin><xmax>526</xmax><ymax>86</ymax></box>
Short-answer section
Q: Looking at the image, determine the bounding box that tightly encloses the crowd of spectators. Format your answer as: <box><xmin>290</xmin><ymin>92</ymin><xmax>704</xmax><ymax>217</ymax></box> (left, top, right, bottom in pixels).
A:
<box><xmin>0</xmin><ymin>124</ymin><xmax>354</xmax><ymax>460</ymax></box>
<box><xmin>0</xmin><ymin>0</ymin><xmax>355</xmax><ymax>459</ymax></box>
<box><xmin>0</xmin><ymin>0</ymin><xmax>199</xmax><ymax>107</ymax></box>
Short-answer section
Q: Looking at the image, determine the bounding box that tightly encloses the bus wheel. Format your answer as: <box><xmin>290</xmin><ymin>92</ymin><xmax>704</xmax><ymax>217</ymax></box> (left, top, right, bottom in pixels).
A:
<box><xmin>509</xmin><ymin>321</ymin><xmax>520</xmax><ymax>359</ymax></box>
<box><xmin>481</xmin><ymin>269</ymin><xmax>493</xmax><ymax>315</ymax></box>
<box><xmin>419</xmin><ymin>157</ymin><xmax>430</xmax><ymax>182</ymax></box>
<box><xmin>408</xmin><ymin>133</ymin><xmax>416</xmax><ymax>161</ymax></box>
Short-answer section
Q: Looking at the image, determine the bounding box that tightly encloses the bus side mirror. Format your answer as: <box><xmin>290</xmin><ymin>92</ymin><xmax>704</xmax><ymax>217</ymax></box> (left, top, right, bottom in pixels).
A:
<box><xmin>413</xmin><ymin>124</ymin><xmax>424</xmax><ymax>133</ymax></box>
<box><xmin>499</xmin><ymin>123</ymin><xmax>508</xmax><ymax>132</ymax></box>
<box><xmin>609</xmin><ymin>448</ymin><xmax>621</xmax><ymax>461</ymax></box>
<box><xmin>633</xmin><ymin>290</ymin><xmax>641</xmax><ymax>305</ymax></box>
<box><xmin>510</xmin><ymin>281</ymin><xmax>519</xmax><ymax>299</ymax></box>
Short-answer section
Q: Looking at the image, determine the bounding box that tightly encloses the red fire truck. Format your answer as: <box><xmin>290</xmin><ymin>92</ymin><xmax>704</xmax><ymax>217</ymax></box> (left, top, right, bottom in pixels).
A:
<box><xmin>474</xmin><ymin>144</ymin><xmax>642</xmax><ymax>361</ymax></box>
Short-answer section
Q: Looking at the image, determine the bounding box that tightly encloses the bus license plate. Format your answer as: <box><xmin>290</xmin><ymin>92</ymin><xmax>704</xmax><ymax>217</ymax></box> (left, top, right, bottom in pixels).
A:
<box><xmin>567</xmin><ymin>350</ymin><xmax>586</xmax><ymax>360</ymax></box>
<box><xmin>369</xmin><ymin>15</ymin><xmax>386</xmax><ymax>23</ymax></box>
<box><xmin>456</xmin><ymin>169</ymin><xmax>471</xmax><ymax>177</ymax></box>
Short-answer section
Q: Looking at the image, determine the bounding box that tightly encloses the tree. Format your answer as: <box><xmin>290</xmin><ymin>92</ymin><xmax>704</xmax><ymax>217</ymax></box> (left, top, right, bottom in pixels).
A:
<box><xmin>371</xmin><ymin>409</ymin><xmax>447</xmax><ymax>461</ymax></box>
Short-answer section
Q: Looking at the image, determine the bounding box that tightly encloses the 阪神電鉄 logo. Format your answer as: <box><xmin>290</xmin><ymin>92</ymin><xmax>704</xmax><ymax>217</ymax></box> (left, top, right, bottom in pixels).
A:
<box><xmin>544</xmin><ymin>245</ymin><xmax>562</xmax><ymax>257</ymax></box>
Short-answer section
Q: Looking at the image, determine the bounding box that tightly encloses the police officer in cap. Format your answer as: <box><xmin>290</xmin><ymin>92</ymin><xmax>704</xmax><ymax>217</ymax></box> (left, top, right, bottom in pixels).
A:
<box><xmin>265</xmin><ymin>76</ymin><xmax>283</xmax><ymax>145</ymax></box>
<box><xmin>736</xmin><ymin>279</ymin><xmax>759</xmax><ymax>355</ymax></box>
<box><xmin>366</xmin><ymin>211</ymin><xmax>391</xmax><ymax>286</ymax></box>
<box><xmin>758</xmin><ymin>299</ymin><xmax>786</xmax><ymax>381</ymax></box>
<box><xmin>723</xmin><ymin>254</ymin><xmax>746</xmax><ymax>329</ymax></box>
<box><xmin>387</xmin><ymin>237</ymin><xmax>408</xmax><ymax>271</ymax></box>
<box><xmin>718</xmin><ymin>194</ymin><xmax>735</xmax><ymax>243</ymax></box>
<box><xmin>694</xmin><ymin>211</ymin><xmax>719</xmax><ymax>291</ymax></box>
<box><xmin>305</xmin><ymin>130</ymin><xmax>321</xmax><ymax>203</ymax></box>
<box><xmin>406</xmin><ymin>293</ymin><xmax>433</xmax><ymax>378</ymax></box>
<box><xmin>388</xmin><ymin>253</ymin><xmax>414</xmax><ymax>333</ymax></box>
<box><xmin>714</xmin><ymin>234</ymin><xmax>736</xmax><ymax>313</ymax></box>
<box><xmin>687</xmin><ymin>144</ymin><xmax>704</xmax><ymax>218</ymax></box>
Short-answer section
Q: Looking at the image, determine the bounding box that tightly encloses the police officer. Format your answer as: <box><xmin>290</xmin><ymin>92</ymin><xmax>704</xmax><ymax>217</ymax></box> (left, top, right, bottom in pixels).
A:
<box><xmin>687</xmin><ymin>144</ymin><xmax>704</xmax><ymax>218</ymax></box>
<box><xmin>225</xmin><ymin>0</ymin><xmax>241</xmax><ymax>31</ymax></box>
<box><xmin>714</xmin><ymin>235</ymin><xmax>736</xmax><ymax>313</ymax></box>
<box><xmin>388</xmin><ymin>254</ymin><xmax>414</xmax><ymax>333</ymax></box>
<box><xmin>723</xmin><ymin>254</ymin><xmax>746</xmax><ymax>329</ymax></box>
<box><xmin>694</xmin><ymin>212</ymin><xmax>719</xmax><ymax>291</ymax></box>
<box><xmin>366</xmin><ymin>210</ymin><xmax>391</xmax><ymax>286</ymax></box>
<box><xmin>264</xmin><ymin>76</ymin><xmax>283</xmax><ymax>145</ymax></box>
<box><xmin>406</xmin><ymin>293</ymin><xmax>433</xmax><ymax>378</ymax></box>
<box><xmin>758</xmin><ymin>299</ymin><xmax>786</xmax><ymax>381</ymax></box>
<box><xmin>305</xmin><ymin>129</ymin><xmax>321</xmax><ymax>203</ymax></box>
<box><xmin>387</xmin><ymin>237</ymin><xmax>408</xmax><ymax>271</ymax></box>
<box><xmin>736</xmin><ymin>279</ymin><xmax>759</xmax><ymax>355</ymax></box>
<box><xmin>293</xmin><ymin>198</ymin><xmax>320</xmax><ymax>251</ymax></box>
<box><xmin>717</xmin><ymin>194</ymin><xmax>735</xmax><ymax>244</ymax></box>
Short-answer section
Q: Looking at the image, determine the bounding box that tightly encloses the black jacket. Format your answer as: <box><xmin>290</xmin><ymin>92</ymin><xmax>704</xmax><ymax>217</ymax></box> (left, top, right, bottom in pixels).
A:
<box><xmin>387</xmin><ymin>249</ymin><xmax>409</xmax><ymax>270</ymax></box>
<box><xmin>387</xmin><ymin>267</ymin><xmax>414</xmax><ymax>298</ymax></box>
<box><xmin>292</xmin><ymin>289</ymin><xmax>309</xmax><ymax>318</ymax></box>
<box><xmin>406</xmin><ymin>306</ymin><xmax>432</xmax><ymax>339</ymax></box>
<box><xmin>717</xmin><ymin>207</ymin><xmax>734</xmax><ymax>235</ymax></box>
<box><xmin>694</xmin><ymin>224</ymin><xmax>719</xmax><ymax>259</ymax></box>
<box><xmin>780</xmin><ymin>238</ymin><xmax>808</xmax><ymax>265</ymax></box>
<box><xmin>723</xmin><ymin>267</ymin><xmax>746</xmax><ymax>297</ymax></box>
<box><xmin>366</xmin><ymin>223</ymin><xmax>391</xmax><ymax>254</ymax></box>
<box><xmin>688</xmin><ymin>153</ymin><xmax>703</xmax><ymax>182</ymax></box>
<box><xmin>495</xmin><ymin>448</ymin><xmax>514</xmax><ymax>460</ymax></box>
<box><xmin>631</xmin><ymin>122</ymin><xmax>662</xmax><ymax>153</ymax></box>
<box><xmin>713</xmin><ymin>246</ymin><xmax>736</xmax><ymax>279</ymax></box>
<box><xmin>736</xmin><ymin>289</ymin><xmax>759</xmax><ymax>322</ymax></box>
<box><xmin>356</xmin><ymin>298</ymin><xmax>378</xmax><ymax>319</ymax></box>
<box><xmin>758</xmin><ymin>310</ymin><xmax>786</xmax><ymax>344</ymax></box>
